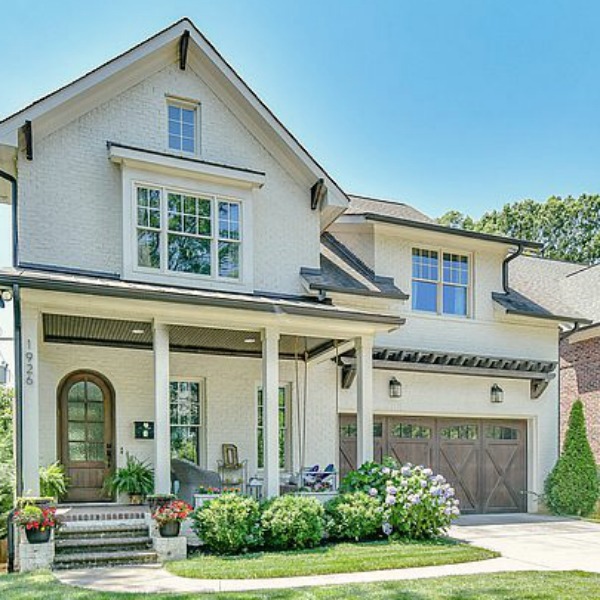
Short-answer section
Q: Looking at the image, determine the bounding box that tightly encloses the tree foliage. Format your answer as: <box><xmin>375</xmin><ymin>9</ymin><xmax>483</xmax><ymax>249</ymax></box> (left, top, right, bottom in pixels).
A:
<box><xmin>437</xmin><ymin>194</ymin><xmax>600</xmax><ymax>263</ymax></box>
<box><xmin>544</xmin><ymin>400</ymin><xmax>599</xmax><ymax>516</ymax></box>
<box><xmin>0</xmin><ymin>386</ymin><xmax>14</xmax><ymax>538</ymax></box>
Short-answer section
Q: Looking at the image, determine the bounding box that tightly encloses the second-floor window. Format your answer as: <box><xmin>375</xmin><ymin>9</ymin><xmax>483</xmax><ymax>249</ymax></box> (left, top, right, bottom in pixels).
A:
<box><xmin>412</xmin><ymin>248</ymin><xmax>470</xmax><ymax>316</ymax></box>
<box><xmin>136</xmin><ymin>185</ymin><xmax>241</xmax><ymax>280</ymax></box>
<box><xmin>168</xmin><ymin>100</ymin><xmax>197</xmax><ymax>153</ymax></box>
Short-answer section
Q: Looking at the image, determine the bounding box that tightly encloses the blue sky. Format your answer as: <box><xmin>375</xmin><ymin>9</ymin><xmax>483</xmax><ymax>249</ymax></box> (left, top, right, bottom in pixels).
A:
<box><xmin>1</xmin><ymin>0</ymin><xmax>600</xmax><ymax>271</ymax></box>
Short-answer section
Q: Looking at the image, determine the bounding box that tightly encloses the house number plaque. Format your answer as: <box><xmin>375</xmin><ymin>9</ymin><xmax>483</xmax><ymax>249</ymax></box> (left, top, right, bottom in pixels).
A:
<box><xmin>25</xmin><ymin>339</ymin><xmax>34</xmax><ymax>385</ymax></box>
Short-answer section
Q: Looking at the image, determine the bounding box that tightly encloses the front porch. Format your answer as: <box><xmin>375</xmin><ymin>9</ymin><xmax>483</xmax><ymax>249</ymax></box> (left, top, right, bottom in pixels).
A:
<box><xmin>17</xmin><ymin>283</ymin><xmax>397</xmax><ymax>503</ymax></box>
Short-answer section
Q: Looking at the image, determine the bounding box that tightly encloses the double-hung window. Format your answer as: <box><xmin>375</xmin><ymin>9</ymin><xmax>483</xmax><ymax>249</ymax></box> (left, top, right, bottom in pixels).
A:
<box><xmin>412</xmin><ymin>248</ymin><xmax>470</xmax><ymax>316</ymax></box>
<box><xmin>257</xmin><ymin>387</ymin><xmax>290</xmax><ymax>470</ymax></box>
<box><xmin>135</xmin><ymin>185</ymin><xmax>242</xmax><ymax>280</ymax></box>
<box><xmin>170</xmin><ymin>381</ymin><xmax>205</xmax><ymax>466</ymax></box>
<box><xmin>168</xmin><ymin>101</ymin><xmax>197</xmax><ymax>154</ymax></box>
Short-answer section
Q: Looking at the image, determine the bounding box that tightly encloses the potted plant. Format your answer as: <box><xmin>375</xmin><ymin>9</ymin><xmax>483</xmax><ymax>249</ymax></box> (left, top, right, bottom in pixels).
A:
<box><xmin>104</xmin><ymin>454</ymin><xmax>154</xmax><ymax>504</ymax></box>
<box><xmin>39</xmin><ymin>462</ymin><xmax>69</xmax><ymax>501</ymax></box>
<box><xmin>14</xmin><ymin>504</ymin><xmax>59</xmax><ymax>544</ymax></box>
<box><xmin>152</xmin><ymin>499</ymin><xmax>192</xmax><ymax>537</ymax></box>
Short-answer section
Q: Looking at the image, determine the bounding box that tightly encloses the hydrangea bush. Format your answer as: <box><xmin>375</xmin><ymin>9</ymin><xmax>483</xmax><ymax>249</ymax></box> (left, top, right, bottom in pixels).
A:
<box><xmin>340</xmin><ymin>459</ymin><xmax>460</xmax><ymax>539</ymax></box>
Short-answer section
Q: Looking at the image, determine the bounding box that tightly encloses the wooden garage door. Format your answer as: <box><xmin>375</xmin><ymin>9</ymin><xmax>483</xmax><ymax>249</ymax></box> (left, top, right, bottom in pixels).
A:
<box><xmin>339</xmin><ymin>415</ymin><xmax>527</xmax><ymax>514</ymax></box>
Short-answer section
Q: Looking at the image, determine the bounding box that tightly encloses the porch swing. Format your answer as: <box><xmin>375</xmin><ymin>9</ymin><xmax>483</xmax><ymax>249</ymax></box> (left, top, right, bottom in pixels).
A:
<box><xmin>292</xmin><ymin>337</ymin><xmax>339</xmax><ymax>494</ymax></box>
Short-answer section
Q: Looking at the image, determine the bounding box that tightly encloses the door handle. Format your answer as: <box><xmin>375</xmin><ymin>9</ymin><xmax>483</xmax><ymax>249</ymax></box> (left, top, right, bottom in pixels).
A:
<box><xmin>106</xmin><ymin>443</ymin><xmax>113</xmax><ymax>467</ymax></box>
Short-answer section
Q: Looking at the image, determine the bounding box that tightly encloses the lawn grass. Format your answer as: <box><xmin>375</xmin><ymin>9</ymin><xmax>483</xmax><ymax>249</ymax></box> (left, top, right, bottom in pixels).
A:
<box><xmin>2</xmin><ymin>570</ymin><xmax>600</xmax><ymax>599</ymax></box>
<box><xmin>167</xmin><ymin>538</ymin><xmax>497</xmax><ymax>579</ymax></box>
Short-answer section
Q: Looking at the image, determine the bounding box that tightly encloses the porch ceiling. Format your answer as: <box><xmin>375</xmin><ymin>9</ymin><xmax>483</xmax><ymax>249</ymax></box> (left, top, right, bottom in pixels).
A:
<box><xmin>43</xmin><ymin>313</ymin><xmax>337</xmax><ymax>360</ymax></box>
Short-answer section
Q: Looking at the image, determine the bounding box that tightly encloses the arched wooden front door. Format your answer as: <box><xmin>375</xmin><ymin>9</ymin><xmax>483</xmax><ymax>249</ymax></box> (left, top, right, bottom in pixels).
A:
<box><xmin>58</xmin><ymin>371</ymin><xmax>114</xmax><ymax>502</ymax></box>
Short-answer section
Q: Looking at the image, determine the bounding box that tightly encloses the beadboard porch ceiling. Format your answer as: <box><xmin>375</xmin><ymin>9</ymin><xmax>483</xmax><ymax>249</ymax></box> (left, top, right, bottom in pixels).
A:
<box><xmin>43</xmin><ymin>313</ymin><xmax>338</xmax><ymax>360</ymax></box>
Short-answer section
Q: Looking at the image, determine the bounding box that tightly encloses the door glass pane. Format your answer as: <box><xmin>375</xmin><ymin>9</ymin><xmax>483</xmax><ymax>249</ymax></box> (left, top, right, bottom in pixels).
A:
<box><xmin>68</xmin><ymin>382</ymin><xmax>86</xmax><ymax>402</ymax></box>
<box><xmin>373</xmin><ymin>422</ymin><xmax>383</xmax><ymax>437</ymax></box>
<box><xmin>87</xmin><ymin>402</ymin><xmax>104</xmax><ymax>421</ymax></box>
<box><xmin>68</xmin><ymin>422</ymin><xmax>86</xmax><ymax>442</ymax></box>
<box><xmin>68</xmin><ymin>401</ymin><xmax>85</xmax><ymax>421</ymax></box>
<box><xmin>69</xmin><ymin>442</ymin><xmax>86</xmax><ymax>461</ymax></box>
<box><xmin>87</xmin><ymin>422</ymin><xmax>104</xmax><ymax>443</ymax></box>
<box><xmin>86</xmin><ymin>382</ymin><xmax>103</xmax><ymax>402</ymax></box>
<box><xmin>87</xmin><ymin>443</ymin><xmax>105</xmax><ymax>462</ymax></box>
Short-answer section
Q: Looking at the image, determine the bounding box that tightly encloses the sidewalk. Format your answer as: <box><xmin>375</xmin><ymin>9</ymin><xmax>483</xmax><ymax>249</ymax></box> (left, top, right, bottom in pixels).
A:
<box><xmin>55</xmin><ymin>514</ymin><xmax>600</xmax><ymax>594</ymax></box>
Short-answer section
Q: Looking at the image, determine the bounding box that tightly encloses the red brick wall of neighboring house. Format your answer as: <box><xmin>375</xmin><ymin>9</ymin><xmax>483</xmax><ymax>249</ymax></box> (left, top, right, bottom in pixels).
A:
<box><xmin>560</xmin><ymin>337</ymin><xmax>600</xmax><ymax>463</ymax></box>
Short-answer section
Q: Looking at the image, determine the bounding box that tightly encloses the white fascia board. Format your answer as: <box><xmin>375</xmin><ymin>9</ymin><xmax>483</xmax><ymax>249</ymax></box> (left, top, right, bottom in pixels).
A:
<box><xmin>109</xmin><ymin>144</ymin><xmax>265</xmax><ymax>189</ymax></box>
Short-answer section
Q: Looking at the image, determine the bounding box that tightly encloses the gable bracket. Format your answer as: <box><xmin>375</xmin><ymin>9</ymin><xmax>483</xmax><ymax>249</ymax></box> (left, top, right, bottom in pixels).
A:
<box><xmin>179</xmin><ymin>29</ymin><xmax>190</xmax><ymax>70</ymax></box>
<box><xmin>341</xmin><ymin>363</ymin><xmax>357</xmax><ymax>389</ymax></box>
<box><xmin>311</xmin><ymin>178</ymin><xmax>326</xmax><ymax>210</ymax></box>
<box><xmin>530</xmin><ymin>379</ymin><xmax>550</xmax><ymax>400</ymax></box>
<box><xmin>20</xmin><ymin>120</ymin><xmax>33</xmax><ymax>161</ymax></box>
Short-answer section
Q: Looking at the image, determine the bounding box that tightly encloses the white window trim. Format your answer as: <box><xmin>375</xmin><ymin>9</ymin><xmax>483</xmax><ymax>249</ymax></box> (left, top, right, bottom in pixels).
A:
<box><xmin>166</xmin><ymin>96</ymin><xmax>201</xmax><ymax>157</ymax></box>
<box><xmin>169</xmin><ymin>377</ymin><xmax>208</xmax><ymax>470</ymax></box>
<box><xmin>411</xmin><ymin>245</ymin><xmax>473</xmax><ymax>318</ymax></box>
<box><xmin>121</xmin><ymin>165</ymin><xmax>255</xmax><ymax>292</ymax></box>
<box><xmin>255</xmin><ymin>383</ymin><xmax>292</xmax><ymax>474</ymax></box>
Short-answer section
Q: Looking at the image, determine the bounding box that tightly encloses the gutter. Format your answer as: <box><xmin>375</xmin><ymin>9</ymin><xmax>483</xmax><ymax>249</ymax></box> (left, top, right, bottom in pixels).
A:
<box><xmin>0</xmin><ymin>169</ymin><xmax>17</xmax><ymax>267</ymax></box>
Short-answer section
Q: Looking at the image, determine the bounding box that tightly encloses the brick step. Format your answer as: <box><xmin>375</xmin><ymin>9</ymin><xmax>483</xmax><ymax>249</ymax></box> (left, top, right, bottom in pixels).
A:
<box><xmin>56</xmin><ymin>523</ymin><xmax>149</xmax><ymax>539</ymax></box>
<box><xmin>53</xmin><ymin>549</ymin><xmax>158</xmax><ymax>570</ymax></box>
<box><xmin>55</xmin><ymin>535</ymin><xmax>152</xmax><ymax>554</ymax></box>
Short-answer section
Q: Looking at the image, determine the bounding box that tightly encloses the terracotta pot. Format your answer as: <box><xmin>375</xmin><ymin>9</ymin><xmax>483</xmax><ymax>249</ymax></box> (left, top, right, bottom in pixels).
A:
<box><xmin>25</xmin><ymin>528</ymin><xmax>52</xmax><ymax>544</ymax></box>
<box><xmin>159</xmin><ymin>521</ymin><xmax>181</xmax><ymax>538</ymax></box>
<box><xmin>129</xmin><ymin>494</ymin><xmax>143</xmax><ymax>505</ymax></box>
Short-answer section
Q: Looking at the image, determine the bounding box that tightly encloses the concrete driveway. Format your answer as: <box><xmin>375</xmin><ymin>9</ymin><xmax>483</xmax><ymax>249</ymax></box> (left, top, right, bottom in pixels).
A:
<box><xmin>450</xmin><ymin>513</ymin><xmax>600</xmax><ymax>573</ymax></box>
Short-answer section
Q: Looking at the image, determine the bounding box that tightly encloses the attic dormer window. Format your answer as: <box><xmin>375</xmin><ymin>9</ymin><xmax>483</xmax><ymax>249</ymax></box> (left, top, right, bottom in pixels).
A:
<box><xmin>168</xmin><ymin>99</ymin><xmax>198</xmax><ymax>154</ymax></box>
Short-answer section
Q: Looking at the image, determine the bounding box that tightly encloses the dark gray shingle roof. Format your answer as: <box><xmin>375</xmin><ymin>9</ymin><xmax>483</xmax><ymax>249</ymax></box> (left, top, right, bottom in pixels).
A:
<box><xmin>346</xmin><ymin>195</ymin><xmax>434</xmax><ymax>223</ymax></box>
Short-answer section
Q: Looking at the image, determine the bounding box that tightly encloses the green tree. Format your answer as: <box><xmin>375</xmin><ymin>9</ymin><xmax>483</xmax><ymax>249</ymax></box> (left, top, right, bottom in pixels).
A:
<box><xmin>437</xmin><ymin>194</ymin><xmax>600</xmax><ymax>263</ymax></box>
<box><xmin>0</xmin><ymin>385</ymin><xmax>14</xmax><ymax>538</ymax></box>
<box><xmin>544</xmin><ymin>400</ymin><xmax>599</xmax><ymax>516</ymax></box>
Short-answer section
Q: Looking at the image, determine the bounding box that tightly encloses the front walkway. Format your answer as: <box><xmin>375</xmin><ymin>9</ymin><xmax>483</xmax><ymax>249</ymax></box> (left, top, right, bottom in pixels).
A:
<box><xmin>55</xmin><ymin>514</ymin><xmax>600</xmax><ymax>594</ymax></box>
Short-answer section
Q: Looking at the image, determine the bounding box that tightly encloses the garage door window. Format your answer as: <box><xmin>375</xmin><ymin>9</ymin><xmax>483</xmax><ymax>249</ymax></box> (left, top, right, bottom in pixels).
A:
<box><xmin>440</xmin><ymin>424</ymin><xmax>478</xmax><ymax>440</ymax></box>
<box><xmin>486</xmin><ymin>425</ymin><xmax>519</xmax><ymax>440</ymax></box>
<box><xmin>391</xmin><ymin>423</ymin><xmax>432</xmax><ymax>439</ymax></box>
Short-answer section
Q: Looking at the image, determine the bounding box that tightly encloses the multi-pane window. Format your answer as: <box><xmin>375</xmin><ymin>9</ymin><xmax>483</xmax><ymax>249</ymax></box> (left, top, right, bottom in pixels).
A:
<box><xmin>168</xmin><ymin>102</ymin><xmax>197</xmax><ymax>153</ymax></box>
<box><xmin>170</xmin><ymin>381</ymin><xmax>205</xmax><ymax>465</ymax></box>
<box><xmin>135</xmin><ymin>185</ymin><xmax>242</xmax><ymax>280</ymax></box>
<box><xmin>257</xmin><ymin>387</ymin><xmax>289</xmax><ymax>470</ymax></box>
<box><xmin>412</xmin><ymin>248</ymin><xmax>470</xmax><ymax>316</ymax></box>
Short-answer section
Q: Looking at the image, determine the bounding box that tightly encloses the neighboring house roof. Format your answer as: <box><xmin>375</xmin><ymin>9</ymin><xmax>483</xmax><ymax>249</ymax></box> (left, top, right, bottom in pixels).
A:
<box><xmin>346</xmin><ymin>195</ymin><xmax>435</xmax><ymax>224</ymax></box>
<box><xmin>501</xmin><ymin>255</ymin><xmax>593</xmax><ymax>325</ymax></box>
<box><xmin>0</xmin><ymin>17</ymin><xmax>348</xmax><ymax>227</ymax></box>
<box><xmin>0</xmin><ymin>267</ymin><xmax>403</xmax><ymax>327</ymax></box>
<box><xmin>301</xmin><ymin>233</ymin><xmax>408</xmax><ymax>300</ymax></box>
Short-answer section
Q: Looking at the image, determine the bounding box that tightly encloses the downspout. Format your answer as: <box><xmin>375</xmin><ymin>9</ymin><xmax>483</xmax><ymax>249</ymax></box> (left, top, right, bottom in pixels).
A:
<box><xmin>502</xmin><ymin>243</ymin><xmax>524</xmax><ymax>294</ymax></box>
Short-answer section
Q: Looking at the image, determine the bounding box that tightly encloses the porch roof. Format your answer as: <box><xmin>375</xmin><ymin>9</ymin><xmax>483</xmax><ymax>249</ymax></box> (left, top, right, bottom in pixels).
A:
<box><xmin>0</xmin><ymin>267</ymin><xmax>403</xmax><ymax>327</ymax></box>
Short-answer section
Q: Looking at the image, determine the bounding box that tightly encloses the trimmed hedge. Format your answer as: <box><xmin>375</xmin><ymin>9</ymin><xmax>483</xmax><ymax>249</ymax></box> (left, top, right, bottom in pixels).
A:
<box><xmin>545</xmin><ymin>400</ymin><xmax>599</xmax><ymax>516</ymax></box>
<box><xmin>324</xmin><ymin>492</ymin><xmax>382</xmax><ymax>541</ymax></box>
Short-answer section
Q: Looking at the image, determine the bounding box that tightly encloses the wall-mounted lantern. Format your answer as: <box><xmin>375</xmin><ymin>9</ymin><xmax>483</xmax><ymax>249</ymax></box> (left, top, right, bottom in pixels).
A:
<box><xmin>389</xmin><ymin>377</ymin><xmax>402</xmax><ymax>399</ymax></box>
<box><xmin>490</xmin><ymin>383</ymin><xmax>504</xmax><ymax>404</ymax></box>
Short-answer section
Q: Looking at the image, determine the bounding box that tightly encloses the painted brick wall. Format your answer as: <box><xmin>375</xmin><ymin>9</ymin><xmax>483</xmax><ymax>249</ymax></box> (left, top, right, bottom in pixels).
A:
<box><xmin>18</xmin><ymin>61</ymin><xmax>320</xmax><ymax>295</ymax></box>
<box><xmin>560</xmin><ymin>337</ymin><xmax>600</xmax><ymax>461</ymax></box>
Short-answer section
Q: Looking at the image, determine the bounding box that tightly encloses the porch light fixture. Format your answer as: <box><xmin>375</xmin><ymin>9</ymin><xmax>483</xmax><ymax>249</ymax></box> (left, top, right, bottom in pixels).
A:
<box><xmin>389</xmin><ymin>377</ymin><xmax>402</xmax><ymax>399</ymax></box>
<box><xmin>490</xmin><ymin>383</ymin><xmax>504</xmax><ymax>404</ymax></box>
<box><xmin>244</xmin><ymin>337</ymin><xmax>256</xmax><ymax>343</ymax></box>
<box><xmin>131</xmin><ymin>329</ymin><xmax>145</xmax><ymax>335</ymax></box>
<box><xmin>0</xmin><ymin>289</ymin><xmax>13</xmax><ymax>309</ymax></box>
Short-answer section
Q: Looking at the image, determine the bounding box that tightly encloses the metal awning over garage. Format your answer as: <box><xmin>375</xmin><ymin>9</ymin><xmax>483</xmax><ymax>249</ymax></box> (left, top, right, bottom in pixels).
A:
<box><xmin>338</xmin><ymin>347</ymin><xmax>557</xmax><ymax>399</ymax></box>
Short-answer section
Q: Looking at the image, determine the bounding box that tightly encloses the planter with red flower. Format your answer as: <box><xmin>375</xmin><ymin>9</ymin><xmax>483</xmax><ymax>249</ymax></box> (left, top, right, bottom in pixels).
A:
<box><xmin>14</xmin><ymin>504</ymin><xmax>59</xmax><ymax>544</ymax></box>
<box><xmin>152</xmin><ymin>499</ymin><xmax>193</xmax><ymax>538</ymax></box>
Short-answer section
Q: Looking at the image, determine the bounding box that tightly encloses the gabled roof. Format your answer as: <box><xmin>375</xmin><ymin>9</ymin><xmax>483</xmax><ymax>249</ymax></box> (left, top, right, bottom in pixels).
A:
<box><xmin>0</xmin><ymin>17</ymin><xmax>348</xmax><ymax>226</ymax></box>
<box><xmin>347</xmin><ymin>194</ymin><xmax>434</xmax><ymax>223</ymax></box>
<box><xmin>300</xmin><ymin>233</ymin><xmax>408</xmax><ymax>300</ymax></box>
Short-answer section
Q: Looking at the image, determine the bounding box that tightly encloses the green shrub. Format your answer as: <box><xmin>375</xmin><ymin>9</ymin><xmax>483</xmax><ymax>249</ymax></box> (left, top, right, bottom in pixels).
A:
<box><xmin>192</xmin><ymin>494</ymin><xmax>262</xmax><ymax>554</ymax></box>
<box><xmin>261</xmin><ymin>495</ymin><xmax>324</xmax><ymax>550</ymax></box>
<box><xmin>324</xmin><ymin>492</ymin><xmax>382</xmax><ymax>541</ymax></box>
<box><xmin>341</xmin><ymin>459</ymin><xmax>460</xmax><ymax>539</ymax></box>
<box><xmin>40</xmin><ymin>462</ymin><xmax>69</xmax><ymax>500</ymax></box>
<box><xmin>0</xmin><ymin>386</ymin><xmax>14</xmax><ymax>539</ymax></box>
<box><xmin>545</xmin><ymin>400</ymin><xmax>599</xmax><ymax>516</ymax></box>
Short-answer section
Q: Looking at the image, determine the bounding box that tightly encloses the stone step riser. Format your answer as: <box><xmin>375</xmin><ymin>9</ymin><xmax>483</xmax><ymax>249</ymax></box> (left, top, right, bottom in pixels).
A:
<box><xmin>56</xmin><ymin>530</ymin><xmax>149</xmax><ymax>540</ymax></box>
<box><xmin>56</xmin><ymin>541</ymin><xmax>152</xmax><ymax>555</ymax></box>
<box><xmin>53</xmin><ymin>554</ymin><xmax>158</xmax><ymax>570</ymax></box>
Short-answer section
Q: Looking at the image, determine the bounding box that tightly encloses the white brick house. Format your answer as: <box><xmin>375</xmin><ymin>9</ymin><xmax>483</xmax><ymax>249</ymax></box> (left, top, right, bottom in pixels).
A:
<box><xmin>0</xmin><ymin>18</ymin><xmax>584</xmax><ymax>514</ymax></box>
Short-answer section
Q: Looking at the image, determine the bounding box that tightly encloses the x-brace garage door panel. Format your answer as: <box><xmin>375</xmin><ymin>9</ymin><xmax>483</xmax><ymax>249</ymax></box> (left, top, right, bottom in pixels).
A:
<box><xmin>339</xmin><ymin>415</ymin><xmax>527</xmax><ymax>514</ymax></box>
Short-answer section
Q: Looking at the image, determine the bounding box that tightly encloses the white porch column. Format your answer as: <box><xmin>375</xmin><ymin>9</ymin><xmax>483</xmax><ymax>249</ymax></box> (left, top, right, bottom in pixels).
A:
<box><xmin>356</xmin><ymin>335</ymin><xmax>374</xmax><ymax>466</ymax></box>
<box><xmin>21</xmin><ymin>308</ymin><xmax>40</xmax><ymax>496</ymax></box>
<box><xmin>153</xmin><ymin>322</ymin><xmax>171</xmax><ymax>494</ymax></box>
<box><xmin>262</xmin><ymin>328</ymin><xmax>280</xmax><ymax>498</ymax></box>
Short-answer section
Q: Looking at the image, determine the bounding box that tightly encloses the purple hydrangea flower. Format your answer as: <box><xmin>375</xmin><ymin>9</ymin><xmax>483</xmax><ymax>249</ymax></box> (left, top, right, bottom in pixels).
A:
<box><xmin>387</xmin><ymin>486</ymin><xmax>397</xmax><ymax>496</ymax></box>
<box><xmin>385</xmin><ymin>495</ymin><xmax>396</xmax><ymax>506</ymax></box>
<box><xmin>401</xmin><ymin>466</ymin><xmax>412</xmax><ymax>477</ymax></box>
<box><xmin>382</xmin><ymin>522</ymin><xmax>393</xmax><ymax>536</ymax></box>
<box><xmin>369</xmin><ymin>488</ymin><xmax>378</xmax><ymax>497</ymax></box>
<box><xmin>382</xmin><ymin>466</ymin><xmax>391</xmax><ymax>475</ymax></box>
